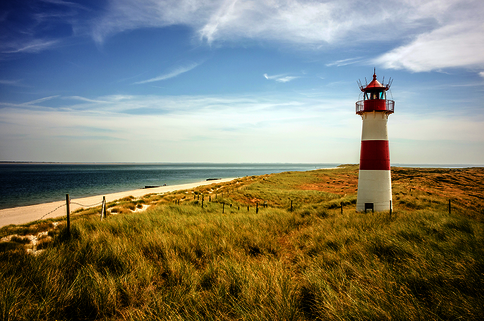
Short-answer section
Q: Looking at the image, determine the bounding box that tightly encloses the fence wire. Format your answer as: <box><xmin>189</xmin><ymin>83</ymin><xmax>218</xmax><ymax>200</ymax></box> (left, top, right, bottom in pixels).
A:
<box><xmin>38</xmin><ymin>204</ymin><xmax>66</xmax><ymax>220</ymax></box>
<box><xmin>70</xmin><ymin>201</ymin><xmax>103</xmax><ymax>208</ymax></box>
<box><xmin>37</xmin><ymin>199</ymin><xmax>103</xmax><ymax>221</ymax></box>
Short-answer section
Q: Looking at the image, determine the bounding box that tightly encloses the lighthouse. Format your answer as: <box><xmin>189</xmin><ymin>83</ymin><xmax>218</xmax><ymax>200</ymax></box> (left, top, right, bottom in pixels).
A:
<box><xmin>355</xmin><ymin>70</ymin><xmax>394</xmax><ymax>212</ymax></box>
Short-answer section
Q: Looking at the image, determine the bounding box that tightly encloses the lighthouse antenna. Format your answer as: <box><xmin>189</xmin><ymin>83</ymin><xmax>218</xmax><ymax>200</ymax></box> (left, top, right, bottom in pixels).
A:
<box><xmin>364</xmin><ymin>77</ymin><xmax>368</xmax><ymax>86</ymax></box>
<box><xmin>387</xmin><ymin>78</ymin><xmax>393</xmax><ymax>89</ymax></box>
<box><xmin>382</xmin><ymin>76</ymin><xmax>385</xmax><ymax>84</ymax></box>
<box><xmin>357</xmin><ymin>79</ymin><xmax>363</xmax><ymax>91</ymax></box>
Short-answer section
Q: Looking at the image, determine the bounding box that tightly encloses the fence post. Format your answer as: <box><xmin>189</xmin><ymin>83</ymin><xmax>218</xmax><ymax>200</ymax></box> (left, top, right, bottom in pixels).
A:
<box><xmin>202</xmin><ymin>195</ymin><xmax>204</xmax><ymax>208</ymax></box>
<box><xmin>389</xmin><ymin>200</ymin><xmax>392</xmax><ymax>217</ymax></box>
<box><xmin>222</xmin><ymin>203</ymin><xmax>225</xmax><ymax>214</ymax></box>
<box><xmin>449</xmin><ymin>200</ymin><xmax>451</xmax><ymax>214</ymax></box>
<box><xmin>290</xmin><ymin>200</ymin><xmax>293</xmax><ymax>212</ymax></box>
<box><xmin>256</xmin><ymin>203</ymin><xmax>259</xmax><ymax>214</ymax></box>
<box><xmin>66</xmin><ymin>194</ymin><xmax>70</xmax><ymax>237</ymax></box>
<box><xmin>247</xmin><ymin>205</ymin><xmax>249</xmax><ymax>212</ymax></box>
<box><xmin>341</xmin><ymin>203</ymin><xmax>343</xmax><ymax>214</ymax></box>
<box><xmin>101</xmin><ymin>196</ymin><xmax>106</xmax><ymax>220</ymax></box>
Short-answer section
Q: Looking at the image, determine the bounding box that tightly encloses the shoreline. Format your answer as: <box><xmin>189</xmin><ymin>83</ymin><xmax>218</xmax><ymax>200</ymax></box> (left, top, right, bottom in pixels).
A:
<box><xmin>0</xmin><ymin>178</ymin><xmax>236</xmax><ymax>228</ymax></box>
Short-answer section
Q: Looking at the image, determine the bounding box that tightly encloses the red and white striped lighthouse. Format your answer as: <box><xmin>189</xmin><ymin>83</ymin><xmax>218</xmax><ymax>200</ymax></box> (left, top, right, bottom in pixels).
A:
<box><xmin>355</xmin><ymin>70</ymin><xmax>394</xmax><ymax>212</ymax></box>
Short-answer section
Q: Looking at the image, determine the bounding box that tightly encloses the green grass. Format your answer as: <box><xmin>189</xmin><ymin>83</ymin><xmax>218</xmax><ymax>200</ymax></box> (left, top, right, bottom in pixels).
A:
<box><xmin>1</xmin><ymin>166</ymin><xmax>483</xmax><ymax>320</ymax></box>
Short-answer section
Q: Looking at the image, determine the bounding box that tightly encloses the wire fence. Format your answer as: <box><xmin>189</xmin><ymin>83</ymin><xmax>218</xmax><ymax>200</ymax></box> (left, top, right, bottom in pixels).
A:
<box><xmin>70</xmin><ymin>201</ymin><xmax>103</xmax><ymax>208</ymax></box>
<box><xmin>38</xmin><ymin>204</ymin><xmax>66</xmax><ymax>220</ymax></box>
<box><xmin>37</xmin><ymin>197</ymin><xmax>104</xmax><ymax>221</ymax></box>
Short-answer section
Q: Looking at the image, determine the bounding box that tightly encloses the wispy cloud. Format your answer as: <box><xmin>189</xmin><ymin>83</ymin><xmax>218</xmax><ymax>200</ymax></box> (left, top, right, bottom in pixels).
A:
<box><xmin>2</xmin><ymin>39</ymin><xmax>59</xmax><ymax>54</ymax></box>
<box><xmin>23</xmin><ymin>95</ymin><xmax>60</xmax><ymax>106</ymax></box>
<box><xmin>0</xmin><ymin>79</ymin><xmax>26</xmax><ymax>87</ymax></box>
<box><xmin>326</xmin><ymin>57</ymin><xmax>363</xmax><ymax>67</ymax></box>
<box><xmin>40</xmin><ymin>0</ymin><xmax>91</xmax><ymax>11</ymax></box>
<box><xmin>2</xmin><ymin>0</ymin><xmax>483</xmax><ymax>76</ymax></box>
<box><xmin>87</xmin><ymin>0</ymin><xmax>484</xmax><ymax>75</ymax></box>
<box><xmin>134</xmin><ymin>63</ymin><xmax>200</xmax><ymax>85</ymax></box>
<box><xmin>263</xmin><ymin>73</ymin><xmax>299</xmax><ymax>83</ymax></box>
<box><xmin>374</xmin><ymin>21</ymin><xmax>484</xmax><ymax>72</ymax></box>
<box><xmin>2</xmin><ymin>92</ymin><xmax>483</xmax><ymax>163</ymax></box>
<box><xmin>63</xmin><ymin>96</ymin><xmax>111</xmax><ymax>104</ymax></box>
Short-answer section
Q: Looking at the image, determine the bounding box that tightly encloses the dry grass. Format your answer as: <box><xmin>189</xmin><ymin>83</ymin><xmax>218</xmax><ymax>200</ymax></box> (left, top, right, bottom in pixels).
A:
<box><xmin>1</xmin><ymin>165</ymin><xmax>483</xmax><ymax>320</ymax></box>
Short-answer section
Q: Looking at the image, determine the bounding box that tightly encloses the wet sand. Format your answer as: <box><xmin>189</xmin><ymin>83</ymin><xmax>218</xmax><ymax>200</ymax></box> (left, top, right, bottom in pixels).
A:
<box><xmin>0</xmin><ymin>178</ymin><xmax>235</xmax><ymax>228</ymax></box>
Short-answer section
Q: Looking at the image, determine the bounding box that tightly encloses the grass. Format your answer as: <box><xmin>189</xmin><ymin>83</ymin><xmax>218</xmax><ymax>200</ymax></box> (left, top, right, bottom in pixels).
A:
<box><xmin>1</xmin><ymin>166</ymin><xmax>483</xmax><ymax>320</ymax></box>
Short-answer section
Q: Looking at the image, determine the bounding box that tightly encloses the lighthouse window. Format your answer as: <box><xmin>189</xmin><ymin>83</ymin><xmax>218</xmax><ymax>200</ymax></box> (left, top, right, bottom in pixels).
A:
<box><xmin>371</xmin><ymin>92</ymin><xmax>378</xmax><ymax>100</ymax></box>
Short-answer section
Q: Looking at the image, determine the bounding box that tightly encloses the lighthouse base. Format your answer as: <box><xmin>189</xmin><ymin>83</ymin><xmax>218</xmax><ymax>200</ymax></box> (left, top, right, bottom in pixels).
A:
<box><xmin>356</xmin><ymin>170</ymin><xmax>392</xmax><ymax>212</ymax></box>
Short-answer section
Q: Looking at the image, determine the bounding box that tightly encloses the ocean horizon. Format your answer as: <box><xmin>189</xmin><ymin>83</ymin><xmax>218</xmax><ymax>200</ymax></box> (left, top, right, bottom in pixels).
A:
<box><xmin>0</xmin><ymin>163</ymin><xmax>335</xmax><ymax>210</ymax></box>
<box><xmin>1</xmin><ymin>162</ymin><xmax>481</xmax><ymax>210</ymax></box>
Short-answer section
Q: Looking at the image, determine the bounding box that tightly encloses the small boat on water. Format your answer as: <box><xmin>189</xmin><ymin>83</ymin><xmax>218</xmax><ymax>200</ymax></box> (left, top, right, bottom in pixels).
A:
<box><xmin>144</xmin><ymin>183</ymin><xmax>167</xmax><ymax>188</ymax></box>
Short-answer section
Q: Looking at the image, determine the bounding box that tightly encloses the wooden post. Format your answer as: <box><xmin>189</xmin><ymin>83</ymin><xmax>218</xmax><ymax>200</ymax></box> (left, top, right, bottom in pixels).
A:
<box><xmin>247</xmin><ymin>205</ymin><xmax>249</xmax><ymax>212</ymax></box>
<box><xmin>389</xmin><ymin>200</ymin><xmax>392</xmax><ymax>217</ymax></box>
<box><xmin>222</xmin><ymin>203</ymin><xmax>225</xmax><ymax>214</ymax></box>
<box><xmin>290</xmin><ymin>200</ymin><xmax>293</xmax><ymax>212</ymax></box>
<box><xmin>449</xmin><ymin>200</ymin><xmax>451</xmax><ymax>214</ymax></box>
<box><xmin>340</xmin><ymin>203</ymin><xmax>343</xmax><ymax>214</ymax></box>
<box><xmin>256</xmin><ymin>203</ymin><xmax>259</xmax><ymax>214</ymax></box>
<box><xmin>201</xmin><ymin>195</ymin><xmax>204</xmax><ymax>208</ymax></box>
<box><xmin>66</xmin><ymin>194</ymin><xmax>70</xmax><ymax>237</ymax></box>
<box><xmin>101</xmin><ymin>196</ymin><xmax>106</xmax><ymax>220</ymax></box>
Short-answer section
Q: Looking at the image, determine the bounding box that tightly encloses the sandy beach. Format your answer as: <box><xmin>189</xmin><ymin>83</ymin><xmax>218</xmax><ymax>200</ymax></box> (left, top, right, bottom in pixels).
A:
<box><xmin>0</xmin><ymin>178</ymin><xmax>235</xmax><ymax>228</ymax></box>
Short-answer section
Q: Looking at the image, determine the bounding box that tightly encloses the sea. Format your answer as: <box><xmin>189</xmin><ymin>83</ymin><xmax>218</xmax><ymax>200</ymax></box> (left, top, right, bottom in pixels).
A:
<box><xmin>1</xmin><ymin>163</ymin><xmax>479</xmax><ymax>210</ymax></box>
<box><xmin>0</xmin><ymin>163</ymin><xmax>336</xmax><ymax>210</ymax></box>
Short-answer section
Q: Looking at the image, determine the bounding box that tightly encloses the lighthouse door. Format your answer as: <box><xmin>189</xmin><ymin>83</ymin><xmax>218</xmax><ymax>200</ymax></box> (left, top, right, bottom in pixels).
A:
<box><xmin>364</xmin><ymin>203</ymin><xmax>374</xmax><ymax>213</ymax></box>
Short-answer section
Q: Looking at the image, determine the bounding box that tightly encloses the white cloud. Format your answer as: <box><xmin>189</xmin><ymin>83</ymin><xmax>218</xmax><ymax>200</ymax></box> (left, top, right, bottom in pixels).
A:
<box><xmin>85</xmin><ymin>0</ymin><xmax>484</xmax><ymax>74</ymax></box>
<box><xmin>63</xmin><ymin>96</ymin><xmax>111</xmax><ymax>104</ymax></box>
<box><xmin>0</xmin><ymin>79</ymin><xmax>24</xmax><ymax>87</ymax></box>
<box><xmin>134</xmin><ymin>63</ymin><xmax>200</xmax><ymax>84</ymax></box>
<box><xmin>23</xmin><ymin>96</ymin><xmax>60</xmax><ymax>106</ymax></box>
<box><xmin>374</xmin><ymin>21</ymin><xmax>484</xmax><ymax>72</ymax></box>
<box><xmin>326</xmin><ymin>57</ymin><xmax>363</xmax><ymax>67</ymax></box>
<box><xmin>0</xmin><ymin>92</ymin><xmax>359</xmax><ymax>162</ymax></box>
<box><xmin>89</xmin><ymin>0</ymin><xmax>439</xmax><ymax>45</ymax></box>
<box><xmin>2</xmin><ymin>92</ymin><xmax>483</xmax><ymax>163</ymax></box>
<box><xmin>263</xmin><ymin>73</ymin><xmax>299</xmax><ymax>83</ymax></box>
<box><xmin>3</xmin><ymin>0</ymin><xmax>482</xmax><ymax>75</ymax></box>
<box><xmin>479</xmin><ymin>72</ymin><xmax>484</xmax><ymax>78</ymax></box>
<box><xmin>2</xmin><ymin>39</ymin><xmax>59</xmax><ymax>54</ymax></box>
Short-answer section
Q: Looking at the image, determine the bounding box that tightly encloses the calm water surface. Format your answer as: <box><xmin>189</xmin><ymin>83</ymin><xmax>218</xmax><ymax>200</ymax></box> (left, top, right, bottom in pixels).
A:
<box><xmin>0</xmin><ymin>163</ymin><xmax>336</xmax><ymax>209</ymax></box>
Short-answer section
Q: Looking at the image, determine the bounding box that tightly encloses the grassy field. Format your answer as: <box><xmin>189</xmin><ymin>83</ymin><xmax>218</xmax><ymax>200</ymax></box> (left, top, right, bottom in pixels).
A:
<box><xmin>1</xmin><ymin>165</ymin><xmax>483</xmax><ymax>320</ymax></box>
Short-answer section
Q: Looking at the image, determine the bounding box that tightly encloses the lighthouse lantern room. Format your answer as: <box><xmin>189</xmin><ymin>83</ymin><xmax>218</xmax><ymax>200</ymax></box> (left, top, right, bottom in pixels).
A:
<box><xmin>355</xmin><ymin>70</ymin><xmax>394</xmax><ymax>212</ymax></box>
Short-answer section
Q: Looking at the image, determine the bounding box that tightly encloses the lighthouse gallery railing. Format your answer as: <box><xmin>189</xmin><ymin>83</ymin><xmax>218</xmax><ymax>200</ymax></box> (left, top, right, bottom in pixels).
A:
<box><xmin>356</xmin><ymin>100</ymin><xmax>394</xmax><ymax>114</ymax></box>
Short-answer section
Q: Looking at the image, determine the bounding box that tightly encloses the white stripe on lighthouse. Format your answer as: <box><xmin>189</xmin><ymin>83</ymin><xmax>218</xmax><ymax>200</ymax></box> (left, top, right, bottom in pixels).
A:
<box><xmin>361</xmin><ymin>113</ymin><xmax>389</xmax><ymax>140</ymax></box>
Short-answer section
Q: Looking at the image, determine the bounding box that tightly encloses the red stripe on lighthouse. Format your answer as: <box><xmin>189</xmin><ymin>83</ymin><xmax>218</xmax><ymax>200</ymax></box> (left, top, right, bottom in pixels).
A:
<box><xmin>360</xmin><ymin>140</ymin><xmax>390</xmax><ymax>170</ymax></box>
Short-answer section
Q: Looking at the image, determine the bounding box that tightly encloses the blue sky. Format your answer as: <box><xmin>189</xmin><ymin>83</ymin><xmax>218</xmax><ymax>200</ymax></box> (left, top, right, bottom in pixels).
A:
<box><xmin>1</xmin><ymin>0</ymin><xmax>483</xmax><ymax>164</ymax></box>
